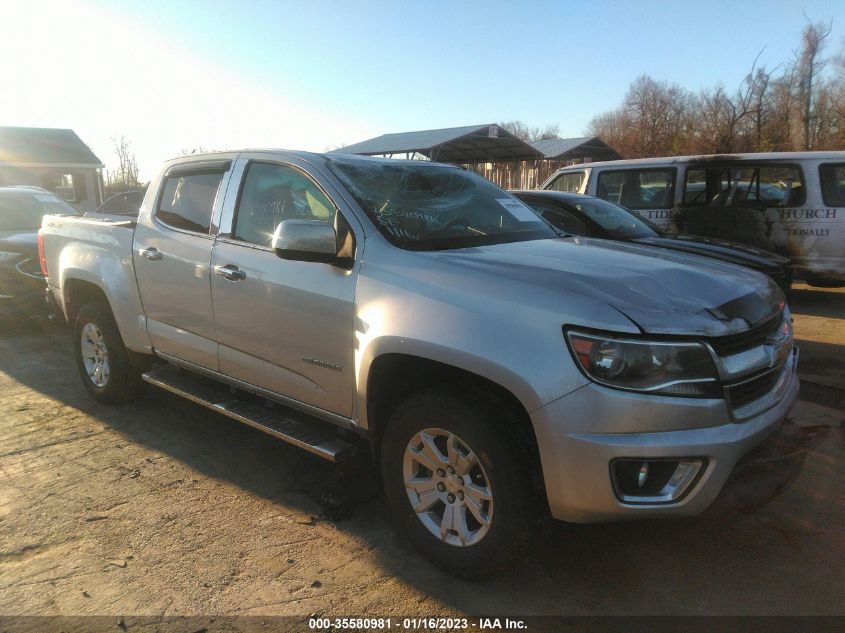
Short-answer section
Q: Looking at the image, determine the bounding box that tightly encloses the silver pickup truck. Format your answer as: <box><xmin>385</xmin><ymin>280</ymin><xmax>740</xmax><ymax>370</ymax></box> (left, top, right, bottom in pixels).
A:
<box><xmin>40</xmin><ymin>151</ymin><xmax>799</xmax><ymax>577</ymax></box>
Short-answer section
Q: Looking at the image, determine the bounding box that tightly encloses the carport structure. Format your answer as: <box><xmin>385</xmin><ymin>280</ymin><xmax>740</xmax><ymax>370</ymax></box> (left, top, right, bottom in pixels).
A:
<box><xmin>336</xmin><ymin>125</ymin><xmax>620</xmax><ymax>189</ymax></box>
<box><xmin>529</xmin><ymin>137</ymin><xmax>621</xmax><ymax>164</ymax></box>
<box><xmin>334</xmin><ymin>123</ymin><xmax>542</xmax><ymax>165</ymax></box>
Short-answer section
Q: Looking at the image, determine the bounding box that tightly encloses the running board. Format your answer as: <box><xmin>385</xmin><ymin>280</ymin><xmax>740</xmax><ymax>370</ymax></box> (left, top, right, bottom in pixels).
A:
<box><xmin>142</xmin><ymin>365</ymin><xmax>359</xmax><ymax>464</ymax></box>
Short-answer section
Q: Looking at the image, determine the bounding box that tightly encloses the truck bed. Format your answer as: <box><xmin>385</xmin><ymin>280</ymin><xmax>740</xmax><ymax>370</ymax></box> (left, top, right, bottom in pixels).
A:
<box><xmin>40</xmin><ymin>213</ymin><xmax>150</xmax><ymax>354</ymax></box>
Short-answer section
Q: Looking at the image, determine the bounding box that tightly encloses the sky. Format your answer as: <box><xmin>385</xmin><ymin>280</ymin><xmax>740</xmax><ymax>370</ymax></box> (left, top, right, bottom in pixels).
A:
<box><xmin>1</xmin><ymin>0</ymin><xmax>843</xmax><ymax>180</ymax></box>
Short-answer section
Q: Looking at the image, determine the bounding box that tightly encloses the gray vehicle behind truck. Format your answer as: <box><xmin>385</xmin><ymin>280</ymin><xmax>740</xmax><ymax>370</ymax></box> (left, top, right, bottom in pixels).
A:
<box><xmin>40</xmin><ymin>150</ymin><xmax>799</xmax><ymax>576</ymax></box>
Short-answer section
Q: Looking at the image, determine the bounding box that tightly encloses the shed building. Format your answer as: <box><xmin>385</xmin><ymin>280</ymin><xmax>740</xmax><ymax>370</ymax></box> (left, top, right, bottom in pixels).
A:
<box><xmin>0</xmin><ymin>126</ymin><xmax>104</xmax><ymax>212</ymax></box>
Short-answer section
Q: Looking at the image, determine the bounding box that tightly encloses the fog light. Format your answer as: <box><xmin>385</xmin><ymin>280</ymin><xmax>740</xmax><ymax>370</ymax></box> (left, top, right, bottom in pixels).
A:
<box><xmin>612</xmin><ymin>458</ymin><xmax>705</xmax><ymax>504</ymax></box>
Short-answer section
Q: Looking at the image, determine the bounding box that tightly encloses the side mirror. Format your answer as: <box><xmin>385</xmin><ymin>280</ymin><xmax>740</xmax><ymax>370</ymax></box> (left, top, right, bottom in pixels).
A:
<box><xmin>271</xmin><ymin>219</ymin><xmax>353</xmax><ymax>268</ymax></box>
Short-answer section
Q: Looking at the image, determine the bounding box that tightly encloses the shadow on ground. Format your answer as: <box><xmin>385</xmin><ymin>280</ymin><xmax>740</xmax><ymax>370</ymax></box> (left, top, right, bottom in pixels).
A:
<box><xmin>1</xmin><ymin>316</ymin><xmax>843</xmax><ymax>615</ymax></box>
<box><xmin>789</xmin><ymin>286</ymin><xmax>845</xmax><ymax>319</ymax></box>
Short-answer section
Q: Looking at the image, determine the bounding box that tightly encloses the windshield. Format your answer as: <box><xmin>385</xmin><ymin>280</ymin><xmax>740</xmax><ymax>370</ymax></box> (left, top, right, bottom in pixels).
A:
<box><xmin>571</xmin><ymin>197</ymin><xmax>660</xmax><ymax>239</ymax></box>
<box><xmin>0</xmin><ymin>191</ymin><xmax>79</xmax><ymax>231</ymax></box>
<box><xmin>327</xmin><ymin>157</ymin><xmax>556</xmax><ymax>250</ymax></box>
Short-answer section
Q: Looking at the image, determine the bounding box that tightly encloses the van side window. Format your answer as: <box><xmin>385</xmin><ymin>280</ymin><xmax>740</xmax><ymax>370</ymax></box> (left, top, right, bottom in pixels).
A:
<box><xmin>595</xmin><ymin>169</ymin><xmax>674</xmax><ymax>209</ymax></box>
<box><xmin>547</xmin><ymin>171</ymin><xmax>585</xmax><ymax>193</ymax></box>
<box><xmin>156</xmin><ymin>172</ymin><xmax>224</xmax><ymax>234</ymax></box>
<box><xmin>819</xmin><ymin>164</ymin><xmax>845</xmax><ymax>206</ymax></box>
<box><xmin>234</xmin><ymin>162</ymin><xmax>337</xmax><ymax>248</ymax></box>
<box><xmin>684</xmin><ymin>165</ymin><xmax>805</xmax><ymax>208</ymax></box>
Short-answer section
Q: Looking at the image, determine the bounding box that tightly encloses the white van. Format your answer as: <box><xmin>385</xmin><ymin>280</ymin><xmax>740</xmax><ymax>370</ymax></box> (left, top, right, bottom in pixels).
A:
<box><xmin>542</xmin><ymin>152</ymin><xmax>845</xmax><ymax>287</ymax></box>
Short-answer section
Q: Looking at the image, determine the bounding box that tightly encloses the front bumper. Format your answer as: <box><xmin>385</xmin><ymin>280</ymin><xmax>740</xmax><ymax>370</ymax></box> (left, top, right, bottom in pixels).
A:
<box><xmin>532</xmin><ymin>346</ymin><xmax>800</xmax><ymax>522</ymax></box>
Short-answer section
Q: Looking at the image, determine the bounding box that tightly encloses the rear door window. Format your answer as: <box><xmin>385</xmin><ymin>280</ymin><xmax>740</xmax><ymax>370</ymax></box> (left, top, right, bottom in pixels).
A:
<box><xmin>156</xmin><ymin>172</ymin><xmax>224</xmax><ymax>234</ymax></box>
<box><xmin>546</xmin><ymin>171</ymin><xmax>585</xmax><ymax>193</ymax></box>
<box><xmin>683</xmin><ymin>164</ymin><xmax>805</xmax><ymax>208</ymax></box>
<box><xmin>819</xmin><ymin>163</ymin><xmax>845</xmax><ymax>206</ymax></box>
<box><xmin>595</xmin><ymin>169</ymin><xmax>675</xmax><ymax>209</ymax></box>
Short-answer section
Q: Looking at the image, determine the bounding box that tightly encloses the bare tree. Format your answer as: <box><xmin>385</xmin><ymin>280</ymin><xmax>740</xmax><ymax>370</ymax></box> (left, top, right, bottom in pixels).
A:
<box><xmin>764</xmin><ymin>69</ymin><xmax>797</xmax><ymax>151</ymax></box>
<box><xmin>588</xmin><ymin>76</ymin><xmax>694</xmax><ymax>157</ymax></box>
<box><xmin>107</xmin><ymin>136</ymin><xmax>139</xmax><ymax>188</ymax></box>
<box><xmin>796</xmin><ymin>18</ymin><xmax>833</xmax><ymax>149</ymax></box>
<box><xmin>695</xmin><ymin>51</ymin><xmax>766</xmax><ymax>153</ymax></box>
<box><xmin>587</xmin><ymin>107</ymin><xmax>633</xmax><ymax>156</ymax></box>
<box><xmin>747</xmin><ymin>65</ymin><xmax>775</xmax><ymax>150</ymax></box>
<box><xmin>499</xmin><ymin>121</ymin><xmax>560</xmax><ymax>142</ymax></box>
<box><xmin>587</xmin><ymin>25</ymin><xmax>843</xmax><ymax>157</ymax></box>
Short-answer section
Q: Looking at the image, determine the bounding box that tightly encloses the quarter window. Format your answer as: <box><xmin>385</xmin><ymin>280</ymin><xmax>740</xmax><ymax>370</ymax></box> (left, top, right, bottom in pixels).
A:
<box><xmin>234</xmin><ymin>162</ymin><xmax>337</xmax><ymax>248</ymax></box>
<box><xmin>595</xmin><ymin>169</ymin><xmax>674</xmax><ymax>209</ymax></box>
<box><xmin>819</xmin><ymin>164</ymin><xmax>845</xmax><ymax>206</ymax></box>
<box><xmin>156</xmin><ymin>172</ymin><xmax>223</xmax><ymax>234</ymax></box>
<box><xmin>547</xmin><ymin>171</ymin><xmax>585</xmax><ymax>193</ymax></box>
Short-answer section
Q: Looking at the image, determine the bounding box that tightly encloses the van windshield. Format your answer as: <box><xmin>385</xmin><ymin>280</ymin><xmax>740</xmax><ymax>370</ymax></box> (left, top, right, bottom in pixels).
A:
<box><xmin>327</xmin><ymin>157</ymin><xmax>556</xmax><ymax>251</ymax></box>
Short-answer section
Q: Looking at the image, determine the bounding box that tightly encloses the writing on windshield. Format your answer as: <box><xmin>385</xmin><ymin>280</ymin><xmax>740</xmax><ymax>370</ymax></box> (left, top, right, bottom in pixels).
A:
<box><xmin>327</xmin><ymin>157</ymin><xmax>556</xmax><ymax>250</ymax></box>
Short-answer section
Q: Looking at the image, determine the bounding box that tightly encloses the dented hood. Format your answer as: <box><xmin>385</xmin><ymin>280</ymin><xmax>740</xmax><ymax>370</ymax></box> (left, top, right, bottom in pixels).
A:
<box><xmin>432</xmin><ymin>237</ymin><xmax>783</xmax><ymax>337</ymax></box>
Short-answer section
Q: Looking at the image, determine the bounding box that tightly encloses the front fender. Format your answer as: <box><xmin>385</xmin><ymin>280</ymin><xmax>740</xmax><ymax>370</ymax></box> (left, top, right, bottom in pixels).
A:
<box><xmin>355</xmin><ymin>336</ymin><xmax>550</xmax><ymax>430</ymax></box>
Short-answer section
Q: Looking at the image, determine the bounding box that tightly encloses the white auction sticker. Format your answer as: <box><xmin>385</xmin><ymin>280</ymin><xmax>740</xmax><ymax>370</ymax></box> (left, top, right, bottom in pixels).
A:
<box><xmin>496</xmin><ymin>198</ymin><xmax>538</xmax><ymax>222</ymax></box>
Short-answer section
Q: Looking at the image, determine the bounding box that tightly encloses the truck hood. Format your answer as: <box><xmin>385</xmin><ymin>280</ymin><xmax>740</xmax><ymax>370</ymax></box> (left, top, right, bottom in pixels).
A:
<box><xmin>430</xmin><ymin>237</ymin><xmax>782</xmax><ymax>337</ymax></box>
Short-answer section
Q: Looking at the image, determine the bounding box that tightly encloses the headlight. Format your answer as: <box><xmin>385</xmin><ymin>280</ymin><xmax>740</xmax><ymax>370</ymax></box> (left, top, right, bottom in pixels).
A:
<box><xmin>566</xmin><ymin>329</ymin><xmax>720</xmax><ymax>397</ymax></box>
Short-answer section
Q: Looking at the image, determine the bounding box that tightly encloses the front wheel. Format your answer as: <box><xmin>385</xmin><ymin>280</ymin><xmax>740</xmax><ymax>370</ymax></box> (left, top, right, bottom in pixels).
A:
<box><xmin>73</xmin><ymin>301</ymin><xmax>140</xmax><ymax>404</ymax></box>
<box><xmin>380</xmin><ymin>387</ymin><xmax>537</xmax><ymax>578</ymax></box>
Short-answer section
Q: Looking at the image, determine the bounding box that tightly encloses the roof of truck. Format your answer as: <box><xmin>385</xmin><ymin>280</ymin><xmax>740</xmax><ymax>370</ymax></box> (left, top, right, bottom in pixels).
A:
<box><xmin>164</xmin><ymin>149</ymin><xmax>462</xmax><ymax>168</ymax></box>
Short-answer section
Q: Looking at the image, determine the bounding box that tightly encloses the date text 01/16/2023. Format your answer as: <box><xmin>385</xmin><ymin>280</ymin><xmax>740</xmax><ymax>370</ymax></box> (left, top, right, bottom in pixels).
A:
<box><xmin>308</xmin><ymin>617</ymin><xmax>527</xmax><ymax>630</ymax></box>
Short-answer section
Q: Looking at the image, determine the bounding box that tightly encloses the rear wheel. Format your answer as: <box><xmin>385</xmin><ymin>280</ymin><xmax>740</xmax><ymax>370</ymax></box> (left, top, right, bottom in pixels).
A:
<box><xmin>73</xmin><ymin>301</ymin><xmax>140</xmax><ymax>404</ymax></box>
<box><xmin>380</xmin><ymin>387</ymin><xmax>537</xmax><ymax>578</ymax></box>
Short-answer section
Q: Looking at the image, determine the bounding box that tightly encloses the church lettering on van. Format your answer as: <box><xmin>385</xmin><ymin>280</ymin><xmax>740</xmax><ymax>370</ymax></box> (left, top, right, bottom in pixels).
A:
<box><xmin>788</xmin><ymin>227</ymin><xmax>831</xmax><ymax>237</ymax></box>
<box><xmin>778</xmin><ymin>208</ymin><xmax>838</xmax><ymax>220</ymax></box>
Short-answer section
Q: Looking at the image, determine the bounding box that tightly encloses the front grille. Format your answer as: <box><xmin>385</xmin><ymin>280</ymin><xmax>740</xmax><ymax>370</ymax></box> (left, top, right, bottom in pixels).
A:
<box><xmin>706</xmin><ymin>313</ymin><xmax>783</xmax><ymax>357</ymax></box>
<box><xmin>726</xmin><ymin>365</ymin><xmax>782</xmax><ymax>410</ymax></box>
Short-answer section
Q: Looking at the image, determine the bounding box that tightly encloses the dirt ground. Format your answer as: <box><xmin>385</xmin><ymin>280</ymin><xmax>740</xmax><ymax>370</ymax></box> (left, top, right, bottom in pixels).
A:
<box><xmin>1</xmin><ymin>288</ymin><xmax>844</xmax><ymax>618</ymax></box>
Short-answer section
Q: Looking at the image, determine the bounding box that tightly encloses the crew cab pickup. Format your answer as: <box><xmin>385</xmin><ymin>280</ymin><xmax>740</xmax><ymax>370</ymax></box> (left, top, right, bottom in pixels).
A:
<box><xmin>40</xmin><ymin>151</ymin><xmax>799</xmax><ymax>577</ymax></box>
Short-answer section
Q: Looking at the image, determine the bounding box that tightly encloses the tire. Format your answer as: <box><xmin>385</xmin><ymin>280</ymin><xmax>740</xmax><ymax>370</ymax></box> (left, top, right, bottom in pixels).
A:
<box><xmin>380</xmin><ymin>386</ymin><xmax>537</xmax><ymax>578</ymax></box>
<box><xmin>73</xmin><ymin>301</ymin><xmax>140</xmax><ymax>404</ymax></box>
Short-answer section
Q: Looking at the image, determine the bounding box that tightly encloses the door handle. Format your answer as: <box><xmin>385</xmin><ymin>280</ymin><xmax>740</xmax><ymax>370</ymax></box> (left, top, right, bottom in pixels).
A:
<box><xmin>215</xmin><ymin>264</ymin><xmax>246</xmax><ymax>281</ymax></box>
<box><xmin>139</xmin><ymin>247</ymin><xmax>162</xmax><ymax>261</ymax></box>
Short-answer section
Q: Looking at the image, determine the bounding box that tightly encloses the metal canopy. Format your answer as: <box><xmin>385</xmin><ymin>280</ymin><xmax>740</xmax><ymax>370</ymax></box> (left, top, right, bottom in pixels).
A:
<box><xmin>334</xmin><ymin>124</ymin><xmax>543</xmax><ymax>162</ymax></box>
<box><xmin>529</xmin><ymin>137</ymin><xmax>621</xmax><ymax>160</ymax></box>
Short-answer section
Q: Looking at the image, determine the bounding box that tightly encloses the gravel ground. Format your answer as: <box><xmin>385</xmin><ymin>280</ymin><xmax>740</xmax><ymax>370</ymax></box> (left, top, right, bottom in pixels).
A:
<box><xmin>0</xmin><ymin>310</ymin><xmax>843</xmax><ymax>618</ymax></box>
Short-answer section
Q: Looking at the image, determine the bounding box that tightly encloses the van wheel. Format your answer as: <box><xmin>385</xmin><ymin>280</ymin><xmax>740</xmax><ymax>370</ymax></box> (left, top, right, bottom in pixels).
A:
<box><xmin>380</xmin><ymin>386</ymin><xmax>536</xmax><ymax>578</ymax></box>
<box><xmin>73</xmin><ymin>301</ymin><xmax>140</xmax><ymax>404</ymax></box>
